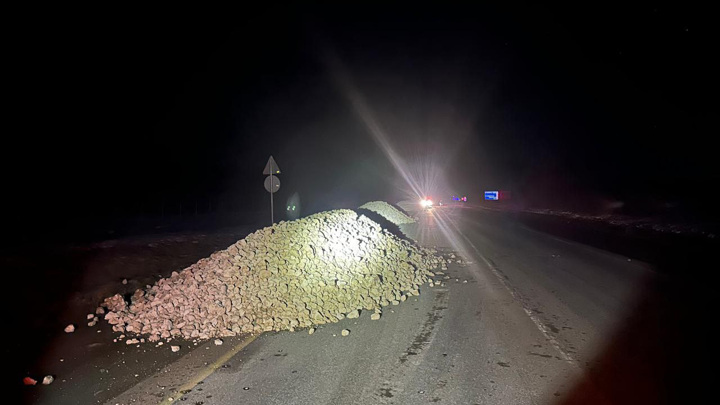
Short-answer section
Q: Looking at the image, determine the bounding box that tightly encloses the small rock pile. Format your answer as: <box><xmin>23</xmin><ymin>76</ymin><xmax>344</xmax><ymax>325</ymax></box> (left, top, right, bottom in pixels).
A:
<box><xmin>359</xmin><ymin>201</ymin><xmax>415</xmax><ymax>225</ymax></box>
<box><xmin>101</xmin><ymin>209</ymin><xmax>441</xmax><ymax>341</ymax></box>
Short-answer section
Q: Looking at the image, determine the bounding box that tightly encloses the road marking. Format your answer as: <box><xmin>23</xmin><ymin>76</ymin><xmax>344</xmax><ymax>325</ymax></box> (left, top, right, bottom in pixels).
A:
<box><xmin>455</xmin><ymin>230</ymin><xmax>579</xmax><ymax>366</ymax></box>
<box><xmin>164</xmin><ymin>334</ymin><xmax>259</xmax><ymax>404</ymax></box>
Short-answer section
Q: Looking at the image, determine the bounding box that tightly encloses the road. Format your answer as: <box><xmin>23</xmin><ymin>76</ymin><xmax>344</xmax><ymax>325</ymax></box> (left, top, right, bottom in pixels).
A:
<box><xmin>116</xmin><ymin>205</ymin><xmax>662</xmax><ymax>405</ymax></box>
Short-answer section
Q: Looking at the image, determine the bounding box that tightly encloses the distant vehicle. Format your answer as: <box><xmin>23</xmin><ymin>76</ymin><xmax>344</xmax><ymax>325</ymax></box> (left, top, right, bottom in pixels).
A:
<box><xmin>420</xmin><ymin>198</ymin><xmax>434</xmax><ymax>210</ymax></box>
<box><xmin>451</xmin><ymin>196</ymin><xmax>467</xmax><ymax>202</ymax></box>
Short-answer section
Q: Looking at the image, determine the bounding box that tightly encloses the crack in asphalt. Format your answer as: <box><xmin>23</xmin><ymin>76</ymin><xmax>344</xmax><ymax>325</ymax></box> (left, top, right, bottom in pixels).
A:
<box><xmin>399</xmin><ymin>291</ymin><xmax>448</xmax><ymax>364</ymax></box>
<box><xmin>376</xmin><ymin>288</ymin><xmax>450</xmax><ymax>403</ymax></box>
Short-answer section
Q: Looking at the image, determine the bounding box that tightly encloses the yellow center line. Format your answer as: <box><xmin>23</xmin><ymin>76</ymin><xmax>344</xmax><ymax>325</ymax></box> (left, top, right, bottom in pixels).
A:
<box><xmin>162</xmin><ymin>334</ymin><xmax>259</xmax><ymax>404</ymax></box>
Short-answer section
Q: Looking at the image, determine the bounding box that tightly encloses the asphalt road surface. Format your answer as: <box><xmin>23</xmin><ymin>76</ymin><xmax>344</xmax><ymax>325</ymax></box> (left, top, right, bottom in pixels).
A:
<box><xmin>125</xmin><ymin>205</ymin><xmax>663</xmax><ymax>405</ymax></box>
<box><xmin>27</xmin><ymin>204</ymin><xmax>703</xmax><ymax>405</ymax></box>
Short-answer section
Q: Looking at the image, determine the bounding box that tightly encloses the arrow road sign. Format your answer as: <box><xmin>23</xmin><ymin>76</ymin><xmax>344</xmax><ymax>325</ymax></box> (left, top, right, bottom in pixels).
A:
<box><xmin>263</xmin><ymin>156</ymin><xmax>281</xmax><ymax>175</ymax></box>
<box><xmin>263</xmin><ymin>156</ymin><xmax>281</xmax><ymax>224</ymax></box>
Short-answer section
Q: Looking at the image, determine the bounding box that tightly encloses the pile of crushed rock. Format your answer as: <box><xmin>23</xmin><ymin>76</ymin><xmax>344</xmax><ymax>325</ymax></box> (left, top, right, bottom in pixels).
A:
<box><xmin>359</xmin><ymin>201</ymin><xmax>415</xmax><ymax>225</ymax></box>
<box><xmin>100</xmin><ymin>209</ymin><xmax>441</xmax><ymax>341</ymax></box>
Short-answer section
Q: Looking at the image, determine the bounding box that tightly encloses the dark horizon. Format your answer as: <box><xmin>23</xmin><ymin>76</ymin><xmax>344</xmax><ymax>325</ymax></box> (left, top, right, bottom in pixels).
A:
<box><xmin>5</xmin><ymin>2</ymin><xmax>715</xmax><ymax>243</ymax></box>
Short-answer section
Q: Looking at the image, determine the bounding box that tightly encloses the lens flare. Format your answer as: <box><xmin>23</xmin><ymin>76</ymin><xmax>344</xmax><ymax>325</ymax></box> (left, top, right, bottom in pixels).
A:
<box><xmin>323</xmin><ymin>51</ymin><xmax>431</xmax><ymax>199</ymax></box>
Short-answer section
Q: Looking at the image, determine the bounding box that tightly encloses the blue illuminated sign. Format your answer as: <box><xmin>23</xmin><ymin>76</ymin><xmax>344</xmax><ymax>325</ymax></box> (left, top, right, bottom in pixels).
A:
<box><xmin>484</xmin><ymin>191</ymin><xmax>499</xmax><ymax>200</ymax></box>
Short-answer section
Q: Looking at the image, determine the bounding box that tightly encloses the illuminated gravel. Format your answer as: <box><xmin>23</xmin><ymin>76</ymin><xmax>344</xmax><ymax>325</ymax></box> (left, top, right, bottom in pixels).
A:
<box><xmin>101</xmin><ymin>209</ymin><xmax>441</xmax><ymax>342</ymax></box>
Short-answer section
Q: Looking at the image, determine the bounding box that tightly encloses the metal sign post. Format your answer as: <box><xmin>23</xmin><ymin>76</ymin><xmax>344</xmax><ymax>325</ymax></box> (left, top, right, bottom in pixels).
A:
<box><xmin>270</xmin><ymin>160</ymin><xmax>274</xmax><ymax>224</ymax></box>
<box><xmin>263</xmin><ymin>156</ymin><xmax>281</xmax><ymax>224</ymax></box>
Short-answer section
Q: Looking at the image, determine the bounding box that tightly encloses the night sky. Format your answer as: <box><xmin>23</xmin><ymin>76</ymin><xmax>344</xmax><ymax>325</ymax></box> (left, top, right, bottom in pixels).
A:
<box><xmin>5</xmin><ymin>2</ymin><xmax>715</xmax><ymax>242</ymax></box>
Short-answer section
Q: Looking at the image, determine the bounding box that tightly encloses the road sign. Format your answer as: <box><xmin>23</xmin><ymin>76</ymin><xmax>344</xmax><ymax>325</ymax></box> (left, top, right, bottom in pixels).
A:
<box><xmin>264</xmin><ymin>175</ymin><xmax>280</xmax><ymax>193</ymax></box>
<box><xmin>264</xmin><ymin>156</ymin><xmax>281</xmax><ymax>224</ymax></box>
<box><xmin>484</xmin><ymin>191</ymin><xmax>499</xmax><ymax>200</ymax></box>
<box><xmin>263</xmin><ymin>156</ymin><xmax>281</xmax><ymax>175</ymax></box>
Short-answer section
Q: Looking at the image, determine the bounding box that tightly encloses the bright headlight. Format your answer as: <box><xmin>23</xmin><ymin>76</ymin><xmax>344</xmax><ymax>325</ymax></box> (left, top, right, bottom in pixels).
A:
<box><xmin>420</xmin><ymin>199</ymin><xmax>433</xmax><ymax>207</ymax></box>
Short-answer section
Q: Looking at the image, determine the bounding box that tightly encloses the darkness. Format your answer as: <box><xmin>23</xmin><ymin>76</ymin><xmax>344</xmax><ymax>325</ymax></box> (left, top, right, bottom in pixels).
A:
<box><xmin>3</xmin><ymin>4</ymin><xmax>716</xmax><ymax>403</ymax></box>
<box><xmin>4</xmin><ymin>1</ymin><xmax>716</xmax><ymax>245</ymax></box>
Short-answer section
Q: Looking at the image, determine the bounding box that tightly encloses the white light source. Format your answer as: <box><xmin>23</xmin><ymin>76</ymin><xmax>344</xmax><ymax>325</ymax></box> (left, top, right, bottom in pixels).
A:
<box><xmin>420</xmin><ymin>199</ymin><xmax>433</xmax><ymax>208</ymax></box>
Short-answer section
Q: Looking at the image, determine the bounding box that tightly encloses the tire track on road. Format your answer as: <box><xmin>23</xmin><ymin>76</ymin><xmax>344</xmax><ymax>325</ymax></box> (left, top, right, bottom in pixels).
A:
<box><xmin>373</xmin><ymin>287</ymin><xmax>450</xmax><ymax>403</ymax></box>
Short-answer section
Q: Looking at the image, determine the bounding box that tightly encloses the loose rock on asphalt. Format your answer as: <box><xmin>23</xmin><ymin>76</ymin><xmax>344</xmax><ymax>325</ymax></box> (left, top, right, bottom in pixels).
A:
<box><xmin>100</xmin><ymin>209</ymin><xmax>441</xmax><ymax>343</ymax></box>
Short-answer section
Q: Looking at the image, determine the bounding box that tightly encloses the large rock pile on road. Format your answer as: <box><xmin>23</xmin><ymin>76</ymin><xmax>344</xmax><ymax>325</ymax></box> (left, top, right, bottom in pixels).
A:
<box><xmin>101</xmin><ymin>209</ymin><xmax>441</xmax><ymax>341</ymax></box>
<box><xmin>359</xmin><ymin>201</ymin><xmax>415</xmax><ymax>225</ymax></box>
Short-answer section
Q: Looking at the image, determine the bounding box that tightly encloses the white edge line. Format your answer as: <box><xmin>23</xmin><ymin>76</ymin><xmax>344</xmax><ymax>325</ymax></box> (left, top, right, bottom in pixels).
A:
<box><xmin>457</xmin><ymin>231</ymin><xmax>579</xmax><ymax>366</ymax></box>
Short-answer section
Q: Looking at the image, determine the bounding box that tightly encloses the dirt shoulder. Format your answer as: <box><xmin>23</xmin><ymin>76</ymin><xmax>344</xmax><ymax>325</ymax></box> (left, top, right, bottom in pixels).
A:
<box><xmin>13</xmin><ymin>226</ymin><xmax>255</xmax><ymax>404</ymax></box>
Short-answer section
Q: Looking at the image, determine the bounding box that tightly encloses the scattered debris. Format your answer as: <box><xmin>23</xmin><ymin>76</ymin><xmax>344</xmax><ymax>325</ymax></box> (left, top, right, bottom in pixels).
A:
<box><xmin>42</xmin><ymin>375</ymin><xmax>54</xmax><ymax>385</ymax></box>
<box><xmin>101</xmin><ymin>209</ymin><xmax>441</xmax><ymax>341</ymax></box>
<box><xmin>122</xmin><ymin>279</ymin><xmax>128</xmax><ymax>285</ymax></box>
<box><xmin>341</xmin><ymin>329</ymin><xmax>350</xmax><ymax>336</ymax></box>
<box><xmin>370</xmin><ymin>313</ymin><xmax>381</xmax><ymax>320</ymax></box>
<box><xmin>64</xmin><ymin>324</ymin><xmax>75</xmax><ymax>333</ymax></box>
<box><xmin>23</xmin><ymin>377</ymin><xmax>37</xmax><ymax>386</ymax></box>
<box><xmin>523</xmin><ymin>207</ymin><xmax>713</xmax><ymax>238</ymax></box>
<box><xmin>125</xmin><ymin>338</ymin><xmax>139</xmax><ymax>345</ymax></box>
<box><xmin>308</xmin><ymin>327</ymin><xmax>315</xmax><ymax>335</ymax></box>
<box><xmin>171</xmin><ymin>345</ymin><xmax>180</xmax><ymax>352</ymax></box>
<box><xmin>214</xmin><ymin>339</ymin><xmax>223</xmax><ymax>346</ymax></box>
